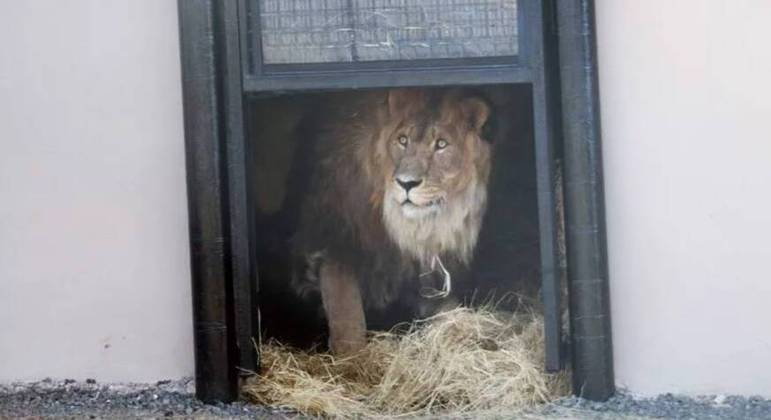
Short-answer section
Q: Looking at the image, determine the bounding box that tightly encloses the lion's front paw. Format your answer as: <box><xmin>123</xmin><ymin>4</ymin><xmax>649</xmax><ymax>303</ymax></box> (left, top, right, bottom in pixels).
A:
<box><xmin>329</xmin><ymin>333</ymin><xmax>367</xmax><ymax>355</ymax></box>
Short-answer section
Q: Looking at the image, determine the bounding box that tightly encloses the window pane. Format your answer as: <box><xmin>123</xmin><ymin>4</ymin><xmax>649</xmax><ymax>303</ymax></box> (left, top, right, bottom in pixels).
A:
<box><xmin>257</xmin><ymin>0</ymin><xmax>519</xmax><ymax>64</ymax></box>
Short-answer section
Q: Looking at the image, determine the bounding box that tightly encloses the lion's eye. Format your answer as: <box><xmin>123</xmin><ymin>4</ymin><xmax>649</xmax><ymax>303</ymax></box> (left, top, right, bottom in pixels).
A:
<box><xmin>397</xmin><ymin>135</ymin><xmax>409</xmax><ymax>147</ymax></box>
<box><xmin>435</xmin><ymin>139</ymin><xmax>448</xmax><ymax>150</ymax></box>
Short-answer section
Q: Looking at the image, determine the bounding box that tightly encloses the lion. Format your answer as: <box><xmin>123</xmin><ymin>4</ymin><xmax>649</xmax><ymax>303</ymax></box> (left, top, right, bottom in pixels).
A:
<box><xmin>292</xmin><ymin>88</ymin><xmax>493</xmax><ymax>354</ymax></box>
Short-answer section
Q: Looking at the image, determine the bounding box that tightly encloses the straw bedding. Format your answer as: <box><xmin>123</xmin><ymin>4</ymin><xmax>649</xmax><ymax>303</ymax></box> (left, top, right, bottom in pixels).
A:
<box><xmin>242</xmin><ymin>306</ymin><xmax>568</xmax><ymax>418</ymax></box>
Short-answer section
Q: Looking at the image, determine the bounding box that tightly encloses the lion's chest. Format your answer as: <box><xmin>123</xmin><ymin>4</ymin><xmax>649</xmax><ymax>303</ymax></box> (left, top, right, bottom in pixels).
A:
<box><xmin>381</xmin><ymin>188</ymin><xmax>487</xmax><ymax>269</ymax></box>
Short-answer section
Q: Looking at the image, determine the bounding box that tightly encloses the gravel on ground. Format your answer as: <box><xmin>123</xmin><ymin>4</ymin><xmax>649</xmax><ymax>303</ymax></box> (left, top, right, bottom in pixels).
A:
<box><xmin>2</xmin><ymin>378</ymin><xmax>771</xmax><ymax>419</ymax></box>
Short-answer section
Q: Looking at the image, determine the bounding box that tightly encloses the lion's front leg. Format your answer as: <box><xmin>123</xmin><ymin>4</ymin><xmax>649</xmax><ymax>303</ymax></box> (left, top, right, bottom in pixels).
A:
<box><xmin>319</xmin><ymin>260</ymin><xmax>367</xmax><ymax>354</ymax></box>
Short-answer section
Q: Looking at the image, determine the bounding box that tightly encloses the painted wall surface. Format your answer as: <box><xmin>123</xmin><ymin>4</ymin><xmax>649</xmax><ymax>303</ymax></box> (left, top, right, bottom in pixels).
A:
<box><xmin>0</xmin><ymin>1</ymin><xmax>194</xmax><ymax>382</ymax></box>
<box><xmin>597</xmin><ymin>1</ymin><xmax>771</xmax><ymax>396</ymax></box>
<box><xmin>2</xmin><ymin>0</ymin><xmax>771</xmax><ymax>397</ymax></box>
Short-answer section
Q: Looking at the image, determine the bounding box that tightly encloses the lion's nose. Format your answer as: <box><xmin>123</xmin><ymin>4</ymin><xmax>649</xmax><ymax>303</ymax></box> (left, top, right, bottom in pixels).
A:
<box><xmin>396</xmin><ymin>177</ymin><xmax>423</xmax><ymax>192</ymax></box>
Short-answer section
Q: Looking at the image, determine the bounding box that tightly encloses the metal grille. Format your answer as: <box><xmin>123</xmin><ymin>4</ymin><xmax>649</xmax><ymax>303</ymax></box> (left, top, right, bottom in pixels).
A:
<box><xmin>256</xmin><ymin>0</ymin><xmax>518</xmax><ymax>64</ymax></box>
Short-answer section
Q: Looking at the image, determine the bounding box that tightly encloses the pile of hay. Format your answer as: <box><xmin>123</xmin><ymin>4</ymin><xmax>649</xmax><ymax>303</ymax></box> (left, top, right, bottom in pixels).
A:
<box><xmin>242</xmin><ymin>307</ymin><xmax>568</xmax><ymax>418</ymax></box>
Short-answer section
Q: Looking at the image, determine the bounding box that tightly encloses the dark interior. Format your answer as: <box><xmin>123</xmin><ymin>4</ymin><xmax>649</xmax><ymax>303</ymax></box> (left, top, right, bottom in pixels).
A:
<box><xmin>246</xmin><ymin>84</ymin><xmax>541</xmax><ymax>348</ymax></box>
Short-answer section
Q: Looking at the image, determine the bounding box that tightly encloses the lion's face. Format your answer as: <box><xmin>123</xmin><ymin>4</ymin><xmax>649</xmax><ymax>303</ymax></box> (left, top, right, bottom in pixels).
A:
<box><xmin>375</xmin><ymin>89</ymin><xmax>492</xmax><ymax>264</ymax></box>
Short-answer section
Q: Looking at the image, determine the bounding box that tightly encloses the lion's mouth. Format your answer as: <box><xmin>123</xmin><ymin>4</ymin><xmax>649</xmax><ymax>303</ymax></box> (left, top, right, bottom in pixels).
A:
<box><xmin>400</xmin><ymin>198</ymin><xmax>443</xmax><ymax>218</ymax></box>
<box><xmin>402</xmin><ymin>197</ymin><xmax>443</xmax><ymax>207</ymax></box>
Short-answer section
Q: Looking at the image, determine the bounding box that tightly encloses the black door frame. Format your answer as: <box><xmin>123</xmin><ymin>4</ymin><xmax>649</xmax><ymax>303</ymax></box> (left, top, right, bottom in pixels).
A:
<box><xmin>177</xmin><ymin>0</ymin><xmax>613</xmax><ymax>403</ymax></box>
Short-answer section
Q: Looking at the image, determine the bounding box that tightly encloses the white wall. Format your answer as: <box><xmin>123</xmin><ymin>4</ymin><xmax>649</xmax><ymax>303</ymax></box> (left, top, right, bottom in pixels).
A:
<box><xmin>597</xmin><ymin>1</ymin><xmax>771</xmax><ymax>397</ymax></box>
<box><xmin>0</xmin><ymin>1</ymin><xmax>193</xmax><ymax>382</ymax></box>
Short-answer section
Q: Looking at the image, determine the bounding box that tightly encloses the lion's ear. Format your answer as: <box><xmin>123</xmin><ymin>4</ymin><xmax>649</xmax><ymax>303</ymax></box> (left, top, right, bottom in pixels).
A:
<box><xmin>461</xmin><ymin>97</ymin><xmax>491</xmax><ymax>133</ymax></box>
<box><xmin>387</xmin><ymin>88</ymin><xmax>424</xmax><ymax>117</ymax></box>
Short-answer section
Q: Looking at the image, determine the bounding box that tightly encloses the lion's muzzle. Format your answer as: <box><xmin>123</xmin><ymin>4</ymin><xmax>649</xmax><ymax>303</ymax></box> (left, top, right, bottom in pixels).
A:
<box><xmin>389</xmin><ymin>180</ymin><xmax>444</xmax><ymax>219</ymax></box>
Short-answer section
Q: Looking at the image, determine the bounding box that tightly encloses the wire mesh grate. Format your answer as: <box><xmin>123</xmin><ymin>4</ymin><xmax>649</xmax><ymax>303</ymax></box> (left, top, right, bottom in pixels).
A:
<box><xmin>256</xmin><ymin>0</ymin><xmax>518</xmax><ymax>64</ymax></box>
